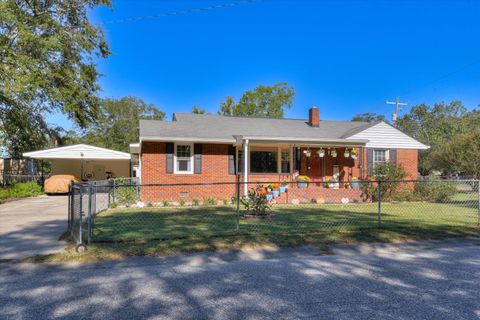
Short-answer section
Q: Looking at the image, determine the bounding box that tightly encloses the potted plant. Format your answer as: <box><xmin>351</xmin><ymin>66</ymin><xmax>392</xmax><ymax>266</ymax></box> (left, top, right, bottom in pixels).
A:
<box><xmin>350</xmin><ymin>177</ymin><xmax>360</xmax><ymax>189</ymax></box>
<box><xmin>297</xmin><ymin>176</ymin><xmax>311</xmax><ymax>188</ymax></box>
<box><xmin>272</xmin><ymin>183</ymin><xmax>280</xmax><ymax>198</ymax></box>
<box><xmin>327</xmin><ymin>178</ymin><xmax>336</xmax><ymax>189</ymax></box>
<box><xmin>280</xmin><ymin>181</ymin><xmax>288</xmax><ymax>193</ymax></box>
<box><xmin>344</xmin><ymin>149</ymin><xmax>350</xmax><ymax>158</ymax></box>
<box><xmin>317</xmin><ymin>148</ymin><xmax>325</xmax><ymax>158</ymax></box>
<box><xmin>350</xmin><ymin>149</ymin><xmax>358</xmax><ymax>160</ymax></box>
<box><xmin>330</xmin><ymin>149</ymin><xmax>337</xmax><ymax>158</ymax></box>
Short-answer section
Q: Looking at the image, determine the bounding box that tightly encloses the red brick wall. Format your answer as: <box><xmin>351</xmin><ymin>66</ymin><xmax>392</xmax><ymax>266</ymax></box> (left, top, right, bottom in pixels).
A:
<box><xmin>140</xmin><ymin>142</ymin><xmax>419</xmax><ymax>202</ymax></box>
<box><xmin>396</xmin><ymin>149</ymin><xmax>419</xmax><ymax>179</ymax></box>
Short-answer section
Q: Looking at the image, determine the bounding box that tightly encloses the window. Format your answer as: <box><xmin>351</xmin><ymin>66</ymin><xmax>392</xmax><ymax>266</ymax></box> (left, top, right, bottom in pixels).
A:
<box><xmin>373</xmin><ymin>149</ymin><xmax>389</xmax><ymax>167</ymax></box>
<box><xmin>174</xmin><ymin>143</ymin><xmax>193</xmax><ymax>173</ymax></box>
<box><xmin>281</xmin><ymin>149</ymin><xmax>290</xmax><ymax>173</ymax></box>
<box><xmin>250</xmin><ymin>150</ymin><xmax>278</xmax><ymax>173</ymax></box>
<box><xmin>237</xmin><ymin>146</ymin><xmax>292</xmax><ymax>174</ymax></box>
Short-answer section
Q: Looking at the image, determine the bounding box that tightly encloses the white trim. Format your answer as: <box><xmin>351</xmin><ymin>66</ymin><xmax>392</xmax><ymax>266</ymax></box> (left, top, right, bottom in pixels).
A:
<box><xmin>173</xmin><ymin>142</ymin><xmax>194</xmax><ymax>174</ymax></box>
<box><xmin>373</xmin><ymin>149</ymin><xmax>390</xmax><ymax>168</ymax></box>
<box><xmin>141</xmin><ymin>137</ymin><xmax>235</xmax><ymax>144</ymax></box>
<box><xmin>23</xmin><ymin>144</ymin><xmax>131</xmax><ymax>160</ymax></box>
<box><xmin>346</xmin><ymin>122</ymin><xmax>429</xmax><ymax>150</ymax></box>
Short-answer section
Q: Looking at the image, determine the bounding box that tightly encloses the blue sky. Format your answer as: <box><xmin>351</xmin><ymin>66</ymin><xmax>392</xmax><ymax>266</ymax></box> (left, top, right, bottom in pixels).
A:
<box><xmin>48</xmin><ymin>0</ymin><xmax>480</xmax><ymax>129</ymax></box>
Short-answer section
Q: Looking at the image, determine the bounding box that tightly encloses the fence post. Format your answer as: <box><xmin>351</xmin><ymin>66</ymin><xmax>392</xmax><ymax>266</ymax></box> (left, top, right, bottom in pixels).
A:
<box><xmin>112</xmin><ymin>179</ymin><xmax>116</xmax><ymax>204</ymax></box>
<box><xmin>87</xmin><ymin>185</ymin><xmax>92</xmax><ymax>244</ymax></box>
<box><xmin>236</xmin><ymin>179</ymin><xmax>240</xmax><ymax>232</ymax></box>
<box><xmin>79</xmin><ymin>186</ymin><xmax>83</xmax><ymax>245</ymax></box>
<box><xmin>377</xmin><ymin>180</ymin><xmax>382</xmax><ymax>226</ymax></box>
<box><xmin>67</xmin><ymin>183</ymin><xmax>71</xmax><ymax>231</ymax></box>
<box><xmin>477</xmin><ymin>180</ymin><xmax>480</xmax><ymax>226</ymax></box>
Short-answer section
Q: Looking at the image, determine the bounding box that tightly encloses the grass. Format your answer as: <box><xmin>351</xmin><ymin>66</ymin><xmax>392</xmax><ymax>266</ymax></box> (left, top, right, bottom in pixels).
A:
<box><xmin>24</xmin><ymin>193</ymin><xmax>480</xmax><ymax>263</ymax></box>
<box><xmin>0</xmin><ymin>182</ymin><xmax>43</xmax><ymax>204</ymax></box>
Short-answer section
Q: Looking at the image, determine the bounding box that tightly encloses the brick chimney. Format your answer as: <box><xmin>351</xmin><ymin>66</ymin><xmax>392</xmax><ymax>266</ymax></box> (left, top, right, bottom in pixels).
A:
<box><xmin>308</xmin><ymin>106</ymin><xmax>320</xmax><ymax>127</ymax></box>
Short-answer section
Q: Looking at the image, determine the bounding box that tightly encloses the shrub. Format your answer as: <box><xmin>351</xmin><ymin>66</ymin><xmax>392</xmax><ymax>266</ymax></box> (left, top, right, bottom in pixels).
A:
<box><xmin>114</xmin><ymin>177</ymin><xmax>139</xmax><ymax>206</ymax></box>
<box><xmin>222</xmin><ymin>198</ymin><xmax>228</xmax><ymax>205</ymax></box>
<box><xmin>0</xmin><ymin>182</ymin><xmax>42</xmax><ymax>201</ymax></box>
<box><xmin>110</xmin><ymin>201</ymin><xmax>118</xmax><ymax>209</ymax></box>
<box><xmin>146</xmin><ymin>202</ymin><xmax>153</xmax><ymax>207</ymax></box>
<box><xmin>179</xmin><ymin>199</ymin><xmax>186</xmax><ymax>206</ymax></box>
<box><xmin>241</xmin><ymin>185</ymin><xmax>271</xmax><ymax>216</ymax></box>
<box><xmin>361</xmin><ymin>163</ymin><xmax>408</xmax><ymax>201</ymax></box>
<box><xmin>162</xmin><ymin>200</ymin><xmax>170</xmax><ymax>207</ymax></box>
<box><xmin>192</xmin><ymin>199</ymin><xmax>200</xmax><ymax>206</ymax></box>
<box><xmin>203</xmin><ymin>197</ymin><xmax>215</xmax><ymax>206</ymax></box>
<box><xmin>414</xmin><ymin>176</ymin><xmax>457</xmax><ymax>203</ymax></box>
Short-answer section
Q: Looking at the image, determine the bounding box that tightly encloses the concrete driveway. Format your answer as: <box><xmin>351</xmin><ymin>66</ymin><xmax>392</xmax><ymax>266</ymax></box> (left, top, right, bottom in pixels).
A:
<box><xmin>0</xmin><ymin>195</ymin><xmax>68</xmax><ymax>260</ymax></box>
<box><xmin>1</xmin><ymin>238</ymin><xmax>480</xmax><ymax>319</ymax></box>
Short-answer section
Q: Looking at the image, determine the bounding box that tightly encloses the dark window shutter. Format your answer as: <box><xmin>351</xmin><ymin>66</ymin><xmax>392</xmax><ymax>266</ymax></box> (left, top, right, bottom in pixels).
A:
<box><xmin>228</xmin><ymin>145</ymin><xmax>236</xmax><ymax>174</ymax></box>
<box><xmin>166</xmin><ymin>143</ymin><xmax>174</xmax><ymax>173</ymax></box>
<box><xmin>389</xmin><ymin>149</ymin><xmax>397</xmax><ymax>165</ymax></box>
<box><xmin>367</xmin><ymin>148</ymin><xmax>374</xmax><ymax>176</ymax></box>
<box><xmin>194</xmin><ymin>144</ymin><xmax>202</xmax><ymax>174</ymax></box>
<box><xmin>294</xmin><ymin>147</ymin><xmax>301</xmax><ymax>171</ymax></box>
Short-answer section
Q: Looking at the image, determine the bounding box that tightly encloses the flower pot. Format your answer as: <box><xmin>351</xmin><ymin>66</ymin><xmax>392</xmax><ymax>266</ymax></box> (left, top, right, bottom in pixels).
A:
<box><xmin>279</xmin><ymin>186</ymin><xmax>287</xmax><ymax>193</ymax></box>
<box><xmin>351</xmin><ymin>181</ymin><xmax>360</xmax><ymax>189</ymax></box>
<box><xmin>351</xmin><ymin>155</ymin><xmax>357</xmax><ymax>160</ymax></box>
<box><xmin>273</xmin><ymin>190</ymin><xmax>280</xmax><ymax>198</ymax></box>
<box><xmin>297</xmin><ymin>181</ymin><xmax>308</xmax><ymax>189</ymax></box>
<box><xmin>266</xmin><ymin>194</ymin><xmax>273</xmax><ymax>201</ymax></box>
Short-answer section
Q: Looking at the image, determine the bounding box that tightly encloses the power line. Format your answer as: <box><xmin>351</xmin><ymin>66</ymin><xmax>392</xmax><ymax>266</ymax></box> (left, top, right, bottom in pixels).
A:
<box><xmin>386</xmin><ymin>97</ymin><xmax>407</xmax><ymax>127</ymax></box>
<box><xmin>103</xmin><ymin>0</ymin><xmax>260</xmax><ymax>24</ymax></box>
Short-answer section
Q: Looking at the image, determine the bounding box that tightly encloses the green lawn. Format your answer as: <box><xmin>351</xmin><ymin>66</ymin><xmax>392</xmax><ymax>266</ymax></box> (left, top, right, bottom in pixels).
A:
<box><xmin>93</xmin><ymin>197</ymin><xmax>480</xmax><ymax>243</ymax></box>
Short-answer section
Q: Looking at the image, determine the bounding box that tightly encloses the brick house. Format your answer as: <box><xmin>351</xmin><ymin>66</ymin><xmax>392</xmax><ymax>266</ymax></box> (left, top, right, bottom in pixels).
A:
<box><xmin>137</xmin><ymin>107</ymin><xmax>428</xmax><ymax>203</ymax></box>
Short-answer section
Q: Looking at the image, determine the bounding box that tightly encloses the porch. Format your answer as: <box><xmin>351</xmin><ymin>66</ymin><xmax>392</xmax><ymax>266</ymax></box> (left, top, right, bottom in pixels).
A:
<box><xmin>234</xmin><ymin>136</ymin><xmax>368</xmax><ymax>196</ymax></box>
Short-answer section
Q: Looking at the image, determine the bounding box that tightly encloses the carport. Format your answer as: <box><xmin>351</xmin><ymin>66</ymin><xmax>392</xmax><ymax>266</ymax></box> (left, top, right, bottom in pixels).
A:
<box><xmin>23</xmin><ymin>144</ymin><xmax>131</xmax><ymax>181</ymax></box>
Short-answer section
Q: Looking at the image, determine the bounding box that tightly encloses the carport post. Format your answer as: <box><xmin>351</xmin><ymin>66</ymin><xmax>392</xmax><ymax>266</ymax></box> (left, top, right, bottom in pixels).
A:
<box><xmin>79</xmin><ymin>187</ymin><xmax>83</xmax><ymax>245</ymax></box>
<box><xmin>236</xmin><ymin>178</ymin><xmax>240</xmax><ymax>232</ymax></box>
<box><xmin>87</xmin><ymin>186</ymin><xmax>92</xmax><ymax>244</ymax></box>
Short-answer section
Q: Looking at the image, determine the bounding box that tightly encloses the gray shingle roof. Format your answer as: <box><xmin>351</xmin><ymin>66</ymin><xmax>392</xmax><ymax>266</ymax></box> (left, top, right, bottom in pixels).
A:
<box><xmin>140</xmin><ymin>113</ymin><xmax>375</xmax><ymax>143</ymax></box>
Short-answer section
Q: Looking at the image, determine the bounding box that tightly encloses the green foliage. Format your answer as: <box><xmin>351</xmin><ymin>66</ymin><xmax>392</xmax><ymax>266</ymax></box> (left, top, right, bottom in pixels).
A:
<box><xmin>351</xmin><ymin>113</ymin><xmax>386</xmax><ymax>123</ymax></box>
<box><xmin>241</xmin><ymin>185</ymin><xmax>271</xmax><ymax>216</ymax></box>
<box><xmin>192</xmin><ymin>105</ymin><xmax>206</xmax><ymax>114</ymax></box>
<box><xmin>414</xmin><ymin>177</ymin><xmax>457</xmax><ymax>203</ymax></box>
<box><xmin>162</xmin><ymin>200</ymin><xmax>170</xmax><ymax>207</ymax></box>
<box><xmin>396</xmin><ymin>101</ymin><xmax>480</xmax><ymax>174</ymax></box>
<box><xmin>179</xmin><ymin>199</ymin><xmax>186</xmax><ymax>206</ymax></box>
<box><xmin>114</xmin><ymin>178</ymin><xmax>139</xmax><ymax>206</ymax></box>
<box><xmin>361</xmin><ymin>163</ymin><xmax>408</xmax><ymax>201</ymax></box>
<box><xmin>0</xmin><ymin>0</ymin><xmax>111</xmax><ymax>157</ymax></box>
<box><xmin>146</xmin><ymin>202</ymin><xmax>153</xmax><ymax>207</ymax></box>
<box><xmin>68</xmin><ymin>97</ymin><xmax>165</xmax><ymax>152</ymax></box>
<box><xmin>433</xmin><ymin>129</ymin><xmax>480</xmax><ymax>179</ymax></box>
<box><xmin>0</xmin><ymin>182</ymin><xmax>42</xmax><ymax>201</ymax></box>
<box><xmin>203</xmin><ymin>197</ymin><xmax>215</xmax><ymax>206</ymax></box>
<box><xmin>192</xmin><ymin>199</ymin><xmax>200</xmax><ymax>206</ymax></box>
<box><xmin>218</xmin><ymin>82</ymin><xmax>295</xmax><ymax>118</ymax></box>
<box><xmin>110</xmin><ymin>201</ymin><xmax>118</xmax><ymax>209</ymax></box>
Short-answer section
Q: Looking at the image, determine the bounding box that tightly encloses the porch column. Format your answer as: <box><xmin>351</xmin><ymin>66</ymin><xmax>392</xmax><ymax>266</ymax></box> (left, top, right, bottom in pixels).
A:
<box><xmin>243</xmin><ymin>139</ymin><xmax>249</xmax><ymax>197</ymax></box>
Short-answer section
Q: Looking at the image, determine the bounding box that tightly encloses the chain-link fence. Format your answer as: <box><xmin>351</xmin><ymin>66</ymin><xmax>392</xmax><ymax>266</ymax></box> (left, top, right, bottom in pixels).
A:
<box><xmin>68</xmin><ymin>179</ymin><xmax>480</xmax><ymax>247</ymax></box>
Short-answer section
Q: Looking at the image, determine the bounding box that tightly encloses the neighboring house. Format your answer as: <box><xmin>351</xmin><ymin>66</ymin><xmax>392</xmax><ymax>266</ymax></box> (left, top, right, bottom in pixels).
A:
<box><xmin>137</xmin><ymin>107</ymin><xmax>428</xmax><ymax>202</ymax></box>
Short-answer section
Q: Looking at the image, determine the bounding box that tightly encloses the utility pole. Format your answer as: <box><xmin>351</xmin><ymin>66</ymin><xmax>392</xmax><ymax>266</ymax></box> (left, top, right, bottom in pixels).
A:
<box><xmin>386</xmin><ymin>97</ymin><xmax>408</xmax><ymax>127</ymax></box>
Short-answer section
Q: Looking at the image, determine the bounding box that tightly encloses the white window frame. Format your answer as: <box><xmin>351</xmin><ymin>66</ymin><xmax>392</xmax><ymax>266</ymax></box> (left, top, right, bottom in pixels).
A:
<box><xmin>373</xmin><ymin>149</ymin><xmax>389</xmax><ymax>168</ymax></box>
<box><xmin>174</xmin><ymin>142</ymin><xmax>194</xmax><ymax>174</ymax></box>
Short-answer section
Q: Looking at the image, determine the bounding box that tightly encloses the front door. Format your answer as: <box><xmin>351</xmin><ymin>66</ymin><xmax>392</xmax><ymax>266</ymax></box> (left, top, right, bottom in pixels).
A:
<box><xmin>300</xmin><ymin>148</ymin><xmax>324</xmax><ymax>179</ymax></box>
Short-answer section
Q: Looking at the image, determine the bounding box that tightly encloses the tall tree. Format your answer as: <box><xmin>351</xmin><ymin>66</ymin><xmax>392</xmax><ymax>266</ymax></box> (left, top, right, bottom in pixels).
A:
<box><xmin>75</xmin><ymin>97</ymin><xmax>165</xmax><ymax>152</ymax></box>
<box><xmin>433</xmin><ymin>129</ymin><xmax>480</xmax><ymax>179</ymax></box>
<box><xmin>218</xmin><ymin>96</ymin><xmax>236</xmax><ymax>116</ymax></box>
<box><xmin>0</xmin><ymin>0</ymin><xmax>111</xmax><ymax>156</ymax></box>
<box><xmin>396</xmin><ymin>101</ymin><xmax>478</xmax><ymax>174</ymax></box>
<box><xmin>218</xmin><ymin>82</ymin><xmax>295</xmax><ymax>118</ymax></box>
<box><xmin>192</xmin><ymin>105</ymin><xmax>206</xmax><ymax>114</ymax></box>
<box><xmin>351</xmin><ymin>113</ymin><xmax>386</xmax><ymax>123</ymax></box>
